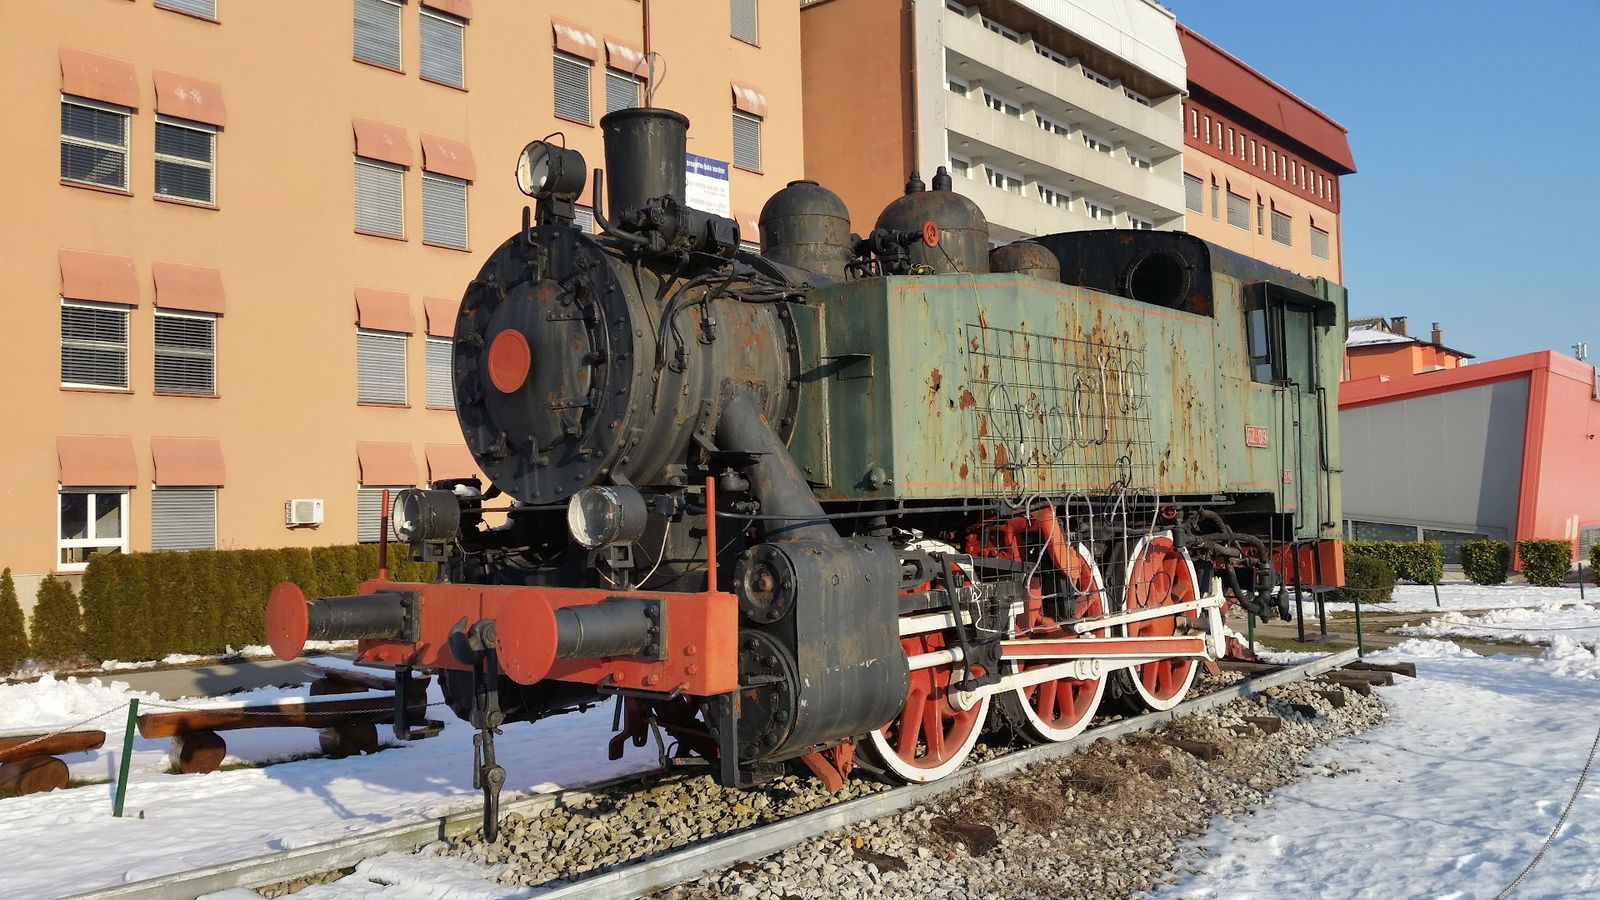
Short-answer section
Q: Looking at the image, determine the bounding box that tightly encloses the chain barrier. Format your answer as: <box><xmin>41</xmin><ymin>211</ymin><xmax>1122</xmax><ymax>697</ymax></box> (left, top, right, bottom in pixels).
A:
<box><xmin>0</xmin><ymin>703</ymin><xmax>131</xmax><ymax>756</ymax></box>
<box><xmin>1495</xmin><ymin>718</ymin><xmax>1600</xmax><ymax>899</ymax></box>
<box><xmin>138</xmin><ymin>698</ymin><xmax>452</xmax><ymax>717</ymax></box>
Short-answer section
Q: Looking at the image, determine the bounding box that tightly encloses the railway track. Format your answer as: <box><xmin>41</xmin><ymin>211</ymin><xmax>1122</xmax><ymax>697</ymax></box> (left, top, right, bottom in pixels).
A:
<box><xmin>71</xmin><ymin>648</ymin><xmax>1362</xmax><ymax>900</ymax></box>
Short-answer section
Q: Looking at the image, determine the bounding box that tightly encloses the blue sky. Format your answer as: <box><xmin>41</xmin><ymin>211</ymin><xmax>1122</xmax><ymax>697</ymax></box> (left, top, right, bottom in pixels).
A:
<box><xmin>1170</xmin><ymin>0</ymin><xmax>1598</xmax><ymax>362</ymax></box>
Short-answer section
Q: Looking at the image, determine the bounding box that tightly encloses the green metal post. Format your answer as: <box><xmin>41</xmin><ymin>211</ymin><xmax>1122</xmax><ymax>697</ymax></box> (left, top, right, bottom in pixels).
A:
<box><xmin>113</xmin><ymin>698</ymin><xmax>138</xmax><ymax>817</ymax></box>
<box><xmin>1247</xmin><ymin>611</ymin><xmax>1256</xmax><ymax>655</ymax></box>
<box><xmin>1432</xmin><ymin>568</ymin><xmax>1441</xmax><ymax>608</ymax></box>
<box><xmin>1354</xmin><ymin>593</ymin><xmax>1365</xmax><ymax>657</ymax></box>
<box><xmin>1579</xmin><ymin>563</ymin><xmax>1585</xmax><ymax>600</ymax></box>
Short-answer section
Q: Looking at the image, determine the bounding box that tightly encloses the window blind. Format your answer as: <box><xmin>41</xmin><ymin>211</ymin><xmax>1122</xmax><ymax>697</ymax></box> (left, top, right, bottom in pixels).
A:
<box><xmin>422</xmin><ymin>173</ymin><xmax>468</xmax><ymax>248</ymax></box>
<box><xmin>156</xmin><ymin>0</ymin><xmax>217</xmax><ymax>18</ymax></box>
<box><xmin>61</xmin><ymin>99</ymin><xmax>129</xmax><ymax>190</ymax></box>
<box><xmin>357</xmin><ymin>328</ymin><xmax>407</xmax><ymax>404</ymax></box>
<box><xmin>355</xmin><ymin>158</ymin><xmax>405</xmax><ymax>238</ymax></box>
<box><xmin>1271</xmin><ymin>209</ymin><xmax>1293</xmax><ymax>246</ymax></box>
<box><xmin>732</xmin><ymin>111</ymin><xmax>761</xmax><ymax>171</ymax></box>
<box><xmin>420</xmin><ymin>9</ymin><xmax>465</xmax><ymax>87</ymax></box>
<box><xmin>1226</xmin><ymin>191</ymin><xmax>1249</xmax><ymax>230</ymax></box>
<box><xmin>357</xmin><ymin>486</ymin><xmax>405</xmax><ymax>543</ymax></box>
<box><xmin>61</xmin><ymin>302</ymin><xmax>129</xmax><ymax>388</ymax></box>
<box><xmin>1183</xmin><ymin>175</ymin><xmax>1202</xmax><ymax>212</ymax></box>
<box><xmin>426</xmin><ymin>336</ymin><xmax>453</xmax><ymax>408</ymax></box>
<box><xmin>1310</xmin><ymin>226</ymin><xmax>1330</xmax><ymax>260</ymax></box>
<box><xmin>606</xmin><ymin>71</ymin><xmax>640</xmax><ymax>115</ymax></box>
<box><xmin>154</xmin><ymin>311</ymin><xmax>216</xmax><ymax>395</ymax></box>
<box><xmin>731</xmin><ymin>0</ymin><xmax>758</xmax><ymax>43</ymax></box>
<box><xmin>355</xmin><ymin>0</ymin><xmax>403</xmax><ymax>69</ymax></box>
<box><xmin>554</xmin><ymin>53</ymin><xmax>591</xmax><ymax>123</ymax></box>
<box><xmin>155</xmin><ymin>119</ymin><xmax>216</xmax><ymax>204</ymax></box>
<box><xmin>151</xmin><ymin>488</ymin><xmax>217</xmax><ymax>552</ymax></box>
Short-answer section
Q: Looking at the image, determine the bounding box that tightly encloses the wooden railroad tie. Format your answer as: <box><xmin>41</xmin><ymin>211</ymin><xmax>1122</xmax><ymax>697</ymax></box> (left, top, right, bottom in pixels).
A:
<box><xmin>1345</xmin><ymin>660</ymin><xmax>1417</xmax><ymax>679</ymax></box>
<box><xmin>930</xmin><ymin>817</ymin><xmax>1000</xmax><ymax>856</ymax></box>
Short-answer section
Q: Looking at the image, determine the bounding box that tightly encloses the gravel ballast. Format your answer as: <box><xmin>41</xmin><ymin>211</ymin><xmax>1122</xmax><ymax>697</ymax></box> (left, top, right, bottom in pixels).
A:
<box><xmin>420</xmin><ymin>672</ymin><xmax>1387</xmax><ymax>899</ymax></box>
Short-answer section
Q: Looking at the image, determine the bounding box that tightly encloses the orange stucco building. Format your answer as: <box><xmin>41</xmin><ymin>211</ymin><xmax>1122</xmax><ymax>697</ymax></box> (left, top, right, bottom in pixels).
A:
<box><xmin>0</xmin><ymin>0</ymin><xmax>802</xmax><ymax>612</ymax></box>
<box><xmin>1343</xmin><ymin>318</ymin><xmax>1474</xmax><ymax>381</ymax></box>
<box><xmin>1178</xmin><ymin>26</ymin><xmax>1354</xmax><ymax>282</ymax></box>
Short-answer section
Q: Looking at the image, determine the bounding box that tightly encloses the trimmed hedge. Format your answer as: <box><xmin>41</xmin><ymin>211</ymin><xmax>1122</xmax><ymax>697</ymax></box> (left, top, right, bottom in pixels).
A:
<box><xmin>1346</xmin><ymin>541</ymin><xmax>1442</xmax><ymax>585</ymax></box>
<box><xmin>1516</xmin><ymin>539</ymin><xmax>1572</xmax><ymax>588</ymax></box>
<box><xmin>80</xmin><ymin>544</ymin><xmax>433</xmax><ymax>663</ymax></box>
<box><xmin>0</xmin><ymin>568</ymin><xmax>28</xmax><ymax>673</ymax></box>
<box><xmin>1327</xmin><ymin>555</ymin><xmax>1396</xmax><ymax>604</ymax></box>
<box><xmin>30</xmin><ymin>576</ymin><xmax>85</xmax><ymax>665</ymax></box>
<box><xmin>1460</xmin><ymin>540</ymin><xmax>1511</xmax><ymax>586</ymax></box>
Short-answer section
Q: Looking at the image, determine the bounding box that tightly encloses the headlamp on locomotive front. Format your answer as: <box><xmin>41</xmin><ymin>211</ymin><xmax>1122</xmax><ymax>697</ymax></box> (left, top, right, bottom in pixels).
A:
<box><xmin>514</xmin><ymin>140</ymin><xmax>586</xmax><ymax>200</ymax></box>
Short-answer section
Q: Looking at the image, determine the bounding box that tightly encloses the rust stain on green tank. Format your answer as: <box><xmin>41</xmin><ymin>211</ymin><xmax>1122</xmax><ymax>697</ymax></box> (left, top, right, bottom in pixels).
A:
<box><xmin>928</xmin><ymin>369</ymin><xmax>942</xmax><ymax>392</ymax></box>
<box><xmin>958</xmin><ymin>389</ymin><xmax>976</xmax><ymax>410</ymax></box>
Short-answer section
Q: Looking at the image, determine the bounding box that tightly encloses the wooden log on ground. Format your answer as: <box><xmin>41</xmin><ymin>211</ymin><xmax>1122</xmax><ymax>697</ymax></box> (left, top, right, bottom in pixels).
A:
<box><xmin>301</xmin><ymin>662</ymin><xmax>399</xmax><ymax>693</ymax></box>
<box><xmin>137</xmin><ymin>695</ymin><xmax>427</xmax><ymax>739</ymax></box>
<box><xmin>1346</xmin><ymin>660</ymin><xmax>1416</xmax><ymax>678</ymax></box>
<box><xmin>168</xmin><ymin>730</ymin><xmax>228</xmax><ymax>774</ymax></box>
<box><xmin>1287</xmin><ymin>702</ymin><xmax>1319</xmax><ymax>719</ymax></box>
<box><xmin>1330</xmin><ymin>668</ymin><xmax>1394</xmax><ymax>687</ymax></box>
<box><xmin>0</xmin><ymin>730</ymin><xmax>106</xmax><ymax>763</ymax></box>
<box><xmin>0</xmin><ymin>756</ymin><xmax>69</xmax><ymax>795</ymax></box>
<box><xmin>319</xmin><ymin>723</ymin><xmax>380</xmax><ymax>758</ymax></box>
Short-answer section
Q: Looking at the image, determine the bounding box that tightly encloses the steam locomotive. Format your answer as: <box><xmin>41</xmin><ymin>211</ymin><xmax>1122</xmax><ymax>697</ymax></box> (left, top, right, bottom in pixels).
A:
<box><xmin>267</xmin><ymin>107</ymin><xmax>1346</xmax><ymax>837</ymax></box>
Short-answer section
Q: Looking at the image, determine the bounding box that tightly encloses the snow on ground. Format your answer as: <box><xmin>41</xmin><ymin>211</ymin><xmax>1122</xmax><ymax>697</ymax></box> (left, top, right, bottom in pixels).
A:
<box><xmin>0</xmin><ymin>666</ymin><xmax>652</xmax><ymax>899</ymax></box>
<box><xmin>1395</xmin><ymin>603</ymin><xmax>1600</xmax><ymax>647</ymax></box>
<box><xmin>1324</xmin><ymin>581</ymin><xmax>1584</xmax><ymax>613</ymax></box>
<box><xmin>4</xmin><ymin>641</ymin><xmax>356</xmax><ymax>681</ymax></box>
<box><xmin>1153</xmin><ymin>636</ymin><xmax>1600</xmax><ymax>900</ymax></box>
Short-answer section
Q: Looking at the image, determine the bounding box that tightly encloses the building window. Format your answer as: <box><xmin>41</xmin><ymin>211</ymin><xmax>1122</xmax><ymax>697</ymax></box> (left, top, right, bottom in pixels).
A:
<box><xmin>947</xmin><ymin>76</ymin><xmax>969</xmax><ymax>98</ymax></box>
<box><xmin>151</xmin><ymin>487</ymin><xmax>217</xmax><ymax>552</ymax></box>
<box><xmin>1271</xmin><ymin>209</ymin><xmax>1292</xmax><ymax>246</ymax></box>
<box><xmin>553</xmin><ymin>52</ymin><xmax>591</xmax><ymax>123</ymax></box>
<box><xmin>1202</xmin><ymin>115</ymin><xmax>1211</xmax><ymax>144</ymax></box>
<box><xmin>61</xmin><ymin>96</ymin><xmax>130</xmax><ymax>191</ymax></box>
<box><xmin>1081</xmin><ymin>65</ymin><xmax>1112</xmax><ymax>87</ymax></box>
<box><xmin>420</xmin><ymin>8</ymin><xmax>466</xmax><ymax>88</ymax></box>
<box><xmin>1257</xmin><ymin>199</ymin><xmax>1265</xmax><ymax>235</ymax></box>
<box><xmin>1083</xmin><ymin>198</ymin><xmax>1114</xmax><ymax>223</ymax></box>
<box><xmin>61</xmin><ymin>301</ymin><xmax>130</xmax><ymax>389</ymax></box>
<box><xmin>1226</xmin><ymin>128</ymin><xmax>1234</xmax><ymax>155</ymax></box>
<box><xmin>606</xmin><ymin>71</ymin><xmax>643</xmax><ymax>114</ymax></box>
<box><xmin>985</xmin><ymin>165</ymin><xmax>1022</xmax><ymax>195</ymax></box>
<box><xmin>732</xmin><ymin>110</ymin><xmax>762</xmax><ymax>171</ymax></box>
<box><xmin>946</xmin><ymin>1</ymin><xmax>969</xmax><ymax>14</ymax></box>
<box><xmin>1311</xmin><ymin>225</ymin><xmax>1330</xmax><ymax>260</ymax></box>
<box><xmin>1210</xmin><ymin>180</ymin><xmax>1220</xmax><ymax>219</ymax></box>
<box><xmin>1190</xmin><ymin>108</ymin><xmax>1198</xmax><ymax>138</ymax></box>
<box><xmin>355</xmin><ymin>158</ymin><xmax>405</xmax><ymax>238</ymax></box>
<box><xmin>422</xmin><ymin>172</ymin><xmax>469</xmax><ymax>249</ymax></box>
<box><xmin>1035</xmin><ymin>45</ymin><xmax>1070</xmax><ymax>67</ymax></box>
<box><xmin>982</xmin><ymin>16</ymin><xmax>1022</xmax><ymax>42</ymax></box>
<box><xmin>1250</xmin><ymin>139</ymin><xmax>1257</xmax><ymax>166</ymax></box>
<box><xmin>1081</xmin><ymin>132</ymin><xmax>1113</xmax><ymax>154</ymax></box>
<box><xmin>1037</xmin><ymin>184</ymin><xmax>1070</xmax><ymax>209</ymax></box>
<box><xmin>730</xmin><ymin>0</ymin><xmax>758</xmax><ymax>44</ymax></box>
<box><xmin>357</xmin><ymin>328</ymin><xmax>407</xmax><ymax>404</ymax></box>
<box><xmin>426</xmin><ymin>336</ymin><xmax>453</xmax><ymax>408</ymax></box>
<box><xmin>572</xmin><ymin>205</ymin><xmax>595</xmax><ymax>233</ymax></box>
<box><xmin>1035</xmin><ymin>113</ymin><xmax>1070</xmax><ymax>136</ymax></box>
<box><xmin>1246</xmin><ymin>303</ymin><xmax>1275</xmax><ymax>384</ymax></box>
<box><xmin>357</xmin><ymin>486</ymin><xmax>405</xmax><ymax>543</ymax></box>
<box><xmin>157</xmin><ymin>0</ymin><xmax>218</xmax><ymax>18</ymax></box>
<box><xmin>1128</xmin><ymin>214</ymin><xmax>1154</xmax><ymax>230</ymax></box>
<box><xmin>1183</xmin><ymin>174</ymin><xmax>1202</xmax><ymax>212</ymax></box>
<box><xmin>154</xmin><ymin>310</ymin><xmax>217</xmax><ymax>395</ymax></box>
<box><xmin>1226</xmin><ymin>191</ymin><xmax>1249</xmax><ymax>230</ymax></box>
<box><xmin>354</xmin><ymin>0</ymin><xmax>403</xmax><ymax>70</ymax></box>
<box><xmin>1123</xmin><ymin>87</ymin><xmax>1150</xmax><ymax>106</ymax></box>
<box><xmin>154</xmin><ymin>117</ymin><xmax>217</xmax><ymax>205</ymax></box>
<box><xmin>59</xmin><ymin>490</ymin><xmax>128</xmax><ymax>570</ymax></box>
<box><xmin>948</xmin><ymin>156</ymin><xmax>971</xmax><ymax>179</ymax></box>
<box><xmin>1127</xmin><ymin>149</ymin><xmax>1152</xmax><ymax>169</ymax></box>
<box><xmin>983</xmin><ymin>90</ymin><xmax>1021</xmax><ymax>117</ymax></box>
<box><xmin>1270</xmin><ymin>151</ymin><xmax>1278</xmax><ymax>176</ymax></box>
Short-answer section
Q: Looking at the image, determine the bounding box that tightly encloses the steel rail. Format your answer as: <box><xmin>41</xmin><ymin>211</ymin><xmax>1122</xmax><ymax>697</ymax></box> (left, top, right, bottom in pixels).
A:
<box><xmin>71</xmin><ymin>648</ymin><xmax>1357</xmax><ymax>900</ymax></box>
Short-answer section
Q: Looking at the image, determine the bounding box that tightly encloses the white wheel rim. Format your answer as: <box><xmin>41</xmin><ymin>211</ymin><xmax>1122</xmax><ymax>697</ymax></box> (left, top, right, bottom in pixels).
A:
<box><xmin>863</xmin><ymin>693</ymin><xmax>990</xmax><ymax>783</ymax></box>
<box><xmin>1009</xmin><ymin>542</ymin><xmax>1109</xmax><ymax>741</ymax></box>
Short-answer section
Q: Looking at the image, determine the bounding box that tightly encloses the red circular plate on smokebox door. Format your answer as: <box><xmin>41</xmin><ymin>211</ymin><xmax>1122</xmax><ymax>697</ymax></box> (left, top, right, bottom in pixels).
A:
<box><xmin>487</xmin><ymin>328</ymin><xmax>532</xmax><ymax>394</ymax></box>
<box><xmin>266</xmin><ymin>582</ymin><xmax>309</xmax><ymax>661</ymax></box>
<box><xmin>922</xmin><ymin>221</ymin><xmax>941</xmax><ymax>247</ymax></box>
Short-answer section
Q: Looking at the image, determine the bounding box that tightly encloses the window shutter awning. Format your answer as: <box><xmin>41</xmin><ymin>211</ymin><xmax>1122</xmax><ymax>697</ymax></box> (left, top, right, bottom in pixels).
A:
<box><xmin>153</xmin><ymin>70</ymin><xmax>226</xmax><ymax>127</ymax></box>
<box><xmin>552</xmin><ymin>17</ymin><xmax>599</xmax><ymax>61</ymax></box>
<box><xmin>58</xmin><ymin>435</ymin><xmax>138</xmax><ymax>487</ymax></box>
<box><xmin>60</xmin><ymin>48</ymin><xmax>138</xmax><ymax>109</ymax></box>
<box><xmin>153</xmin><ymin>262</ymin><xmax>225</xmax><ymax>315</ymax></box>
<box><xmin>420</xmin><ymin>134</ymin><xmax>475</xmax><ymax>181</ymax></box>
<box><xmin>352</xmin><ymin>117</ymin><xmax>412</xmax><ymax>166</ymax></box>
<box><xmin>151</xmin><ymin>437</ymin><xmax>225</xmax><ymax>486</ymax></box>
<box><xmin>424</xmin><ymin>296</ymin><xmax>458</xmax><ymax>336</ymax></box>
<box><xmin>426</xmin><ymin>443</ymin><xmax>482</xmax><ymax>483</ymax></box>
<box><xmin>357</xmin><ymin>442</ymin><xmax>417</xmax><ymax>486</ymax></box>
<box><xmin>59</xmin><ymin>250</ymin><xmax>139</xmax><ymax>305</ymax></box>
<box><xmin>422</xmin><ymin>0</ymin><xmax>472</xmax><ymax>19</ymax></box>
<box><xmin>355</xmin><ymin>287</ymin><xmax>414</xmax><ymax>333</ymax></box>
<box><xmin>730</xmin><ymin>81</ymin><xmax>767</xmax><ymax>117</ymax></box>
<box><xmin>604</xmin><ymin>36</ymin><xmax>644</xmax><ymax>74</ymax></box>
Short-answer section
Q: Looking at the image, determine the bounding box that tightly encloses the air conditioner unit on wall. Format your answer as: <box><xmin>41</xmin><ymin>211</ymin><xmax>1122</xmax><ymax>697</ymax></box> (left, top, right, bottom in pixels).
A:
<box><xmin>285</xmin><ymin>498</ymin><xmax>324</xmax><ymax>527</ymax></box>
